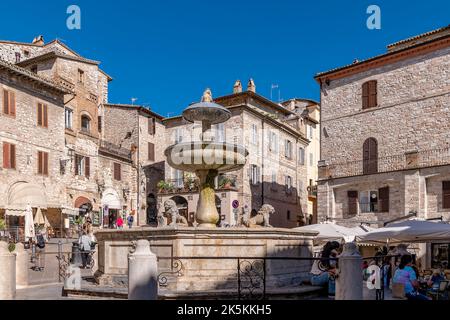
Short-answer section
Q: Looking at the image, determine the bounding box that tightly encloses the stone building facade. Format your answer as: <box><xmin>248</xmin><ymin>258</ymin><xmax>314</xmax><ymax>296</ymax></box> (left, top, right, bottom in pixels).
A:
<box><xmin>315</xmin><ymin>26</ymin><xmax>450</xmax><ymax>266</ymax></box>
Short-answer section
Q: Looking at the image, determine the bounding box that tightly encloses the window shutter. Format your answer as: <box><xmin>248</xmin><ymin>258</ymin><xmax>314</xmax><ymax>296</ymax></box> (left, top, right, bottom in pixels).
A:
<box><xmin>362</xmin><ymin>82</ymin><xmax>369</xmax><ymax>109</ymax></box>
<box><xmin>3</xmin><ymin>142</ymin><xmax>10</xmax><ymax>168</ymax></box>
<box><xmin>43</xmin><ymin>152</ymin><xmax>48</xmax><ymax>175</ymax></box>
<box><xmin>98</xmin><ymin>116</ymin><xmax>102</xmax><ymax>133</ymax></box>
<box><xmin>43</xmin><ymin>104</ymin><xmax>48</xmax><ymax>127</ymax></box>
<box><xmin>9</xmin><ymin>91</ymin><xmax>15</xmax><ymax>116</ymax></box>
<box><xmin>10</xmin><ymin>144</ymin><xmax>16</xmax><ymax>169</ymax></box>
<box><xmin>148</xmin><ymin>142</ymin><xmax>155</xmax><ymax>161</ymax></box>
<box><xmin>363</xmin><ymin>138</ymin><xmax>378</xmax><ymax>174</ymax></box>
<box><xmin>378</xmin><ymin>186</ymin><xmax>389</xmax><ymax>212</ymax></box>
<box><xmin>3</xmin><ymin>90</ymin><xmax>8</xmax><ymax>114</ymax></box>
<box><xmin>114</xmin><ymin>163</ymin><xmax>121</xmax><ymax>181</ymax></box>
<box><xmin>348</xmin><ymin>191</ymin><xmax>358</xmax><ymax>215</ymax></box>
<box><xmin>442</xmin><ymin>181</ymin><xmax>450</xmax><ymax>209</ymax></box>
<box><xmin>37</xmin><ymin>103</ymin><xmax>43</xmax><ymax>126</ymax></box>
<box><xmin>148</xmin><ymin>117</ymin><xmax>155</xmax><ymax>135</ymax></box>
<box><xmin>85</xmin><ymin>157</ymin><xmax>90</xmax><ymax>177</ymax></box>
<box><xmin>74</xmin><ymin>155</ymin><xmax>79</xmax><ymax>175</ymax></box>
<box><xmin>38</xmin><ymin>151</ymin><xmax>43</xmax><ymax>174</ymax></box>
<box><xmin>369</xmin><ymin>80</ymin><xmax>377</xmax><ymax>108</ymax></box>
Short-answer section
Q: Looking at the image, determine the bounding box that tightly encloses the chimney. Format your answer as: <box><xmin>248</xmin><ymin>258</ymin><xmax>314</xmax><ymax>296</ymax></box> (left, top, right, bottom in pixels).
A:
<box><xmin>247</xmin><ymin>78</ymin><xmax>256</xmax><ymax>93</ymax></box>
<box><xmin>233</xmin><ymin>80</ymin><xmax>242</xmax><ymax>94</ymax></box>
<box><xmin>32</xmin><ymin>35</ymin><xmax>45</xmax><ymax>46</ymax></box>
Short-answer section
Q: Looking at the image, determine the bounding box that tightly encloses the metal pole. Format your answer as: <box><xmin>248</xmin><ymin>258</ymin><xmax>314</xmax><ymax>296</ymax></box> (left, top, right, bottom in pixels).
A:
<box><xmin>263</xmin><ymin>259</ymin><xmax>266</xmax><ymax>300</ymax></box>
<box><xmin>237</xmin><ymin>258</ymin><xmax>241</xmax><ymax>300</ymax></box>
<box><xmin>58</xmin><ymin>240</ymin><xmax>62</xmax><ymax>283</ymax></box>
<box><xmin>31</xmin><ymin>243</ymin><xmax>36</xmax><ymax>264</ymax></box>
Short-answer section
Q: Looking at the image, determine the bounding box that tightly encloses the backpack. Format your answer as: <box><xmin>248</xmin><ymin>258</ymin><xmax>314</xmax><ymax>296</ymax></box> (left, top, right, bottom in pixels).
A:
<box><xmin>128</xmin><ymin>215</ymin><xmax>134</xmax><ymax>223</ymax></box>
<box><xmin>36</xmin><ymin>234</ymin><xmax>45</xmax><ymax>249</ymax></box>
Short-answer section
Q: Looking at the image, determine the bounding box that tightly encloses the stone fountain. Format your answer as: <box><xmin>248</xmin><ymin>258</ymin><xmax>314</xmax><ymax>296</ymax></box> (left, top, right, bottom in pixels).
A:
<box><xmin>93</xmin><ymin>89</ymin><xmax>319</xmax><ymax>297</ymax></box>
<box><xmin>164</xmin><ymin>89</ymin><xmax>248</xmax><ymax>227</ymax></box>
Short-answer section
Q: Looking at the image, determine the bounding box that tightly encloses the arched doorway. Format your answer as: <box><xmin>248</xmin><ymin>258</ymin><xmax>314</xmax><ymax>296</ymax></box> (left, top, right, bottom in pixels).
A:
<box><xmin>101</xmin><ymin>189</ymin><xmax>122</xmax><ymax>228</ymax></box>
<box><xmin>147</xmin><ymin>193</ymin><xmax>157</xmax><ymax>224</ymax></box>
<box><xmin>170</xmin><ymin>196</ymin><xmax>189</xmax><ymax>225</ymax></box>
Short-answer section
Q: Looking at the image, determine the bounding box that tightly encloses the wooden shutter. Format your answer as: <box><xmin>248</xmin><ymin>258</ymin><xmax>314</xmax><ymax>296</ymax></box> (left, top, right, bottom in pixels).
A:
<box><xmin>368</xmin><ymin>80</ymin><xmax>377</xmax><ymax>108</ymax></box>
<box><xmin>3</xmin><ymin>142</ymin><xmax>10</xmax><ymax>168</ymax></box>
<box><xmin>98</xmin><ymin>116</ymin><xmax>102</xmax><ymax>133</ymax></box>
<box><xmin>43</xmin><ymin>152</ymin><xmax>48</xmax><ymax>175</ymax></box>
<box><xmin>38</xmin><ymin>151</ymin><xmax>43</xmax><ymax>174</ymax></box>
<box><xmin>148</xmin><ymin>142</ymin><xmax>155</xmax><ymax>161</ymax></box>
<box><xmin>114</xmin><ymin>163</ymin><xmax>121</xmax><ymax>181</ymax></box>
<box><xmin>10</xmin><ymin>144</ymin><xmax>16</xmax><ymax>169</ymax></box>
<box><xmin>43</xmin><ymin>104</ymin><xmax>48</xmax><ymax>127</ymax></box>
<box><xmin>362</xmin><ymin>82</ymin><xmax>369</xmax><ymax>109</ymax></box>
<box><xmin>442</xmin><ymin>181</ymin><xmax>450</xmax><ymax>209</ymax></box>
<box><xmin>74</xmin><ymin>155</ymin><xmax>79</xmax><ymax>175</ymax></box>
<box><xmin>9</xmin><ymin>91</ymin><xmax>15</xmax><ymax>116</ymax></box>
<box><xmin>37</xmin><ymin>103</ymin><xmax>43</xmax><ymax>126</ymax></box>
<box><xmin>378</xmin><ymin>186</ymin><xmax>389</xmax><ymax>212</ymax></box>
<box><xmin>363</xmin><ymin>138</ymin><xmax>378</xmax><ymax>174</ymax></box>
<box><xmin>3</xmin><ymin>90</ymin><xmax>8</xmax><ymax>114</ymax></box>
<box><xmin>348</xmin><ymin>191</ymin><xmax>358</xmax><ymax>215</ymax></box>
<box><xmin>85</xmin><ymin>157</ymin><xmax>90</xmax><ymax>177</ymax></box>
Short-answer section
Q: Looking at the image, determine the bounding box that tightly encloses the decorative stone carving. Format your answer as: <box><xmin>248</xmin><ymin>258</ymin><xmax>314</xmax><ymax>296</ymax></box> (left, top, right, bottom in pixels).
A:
<box><xmin>157</xmin><ymin>199</ymin><xmax>188</xmax><ymax>227</ymax></box>
<box><xmin>233</xmin><ymin>80</ymin><xmax>242</xmax><ymax>94</ymax></box>
<box><xmin>201</xmin><ymin>88</ymin><xmax>213</xmax><ymax>103</ymax></box>
<box><xmin>243</xmin><ymin>204</ymin><xmax>275</xmax><ymax>228</ymax></box>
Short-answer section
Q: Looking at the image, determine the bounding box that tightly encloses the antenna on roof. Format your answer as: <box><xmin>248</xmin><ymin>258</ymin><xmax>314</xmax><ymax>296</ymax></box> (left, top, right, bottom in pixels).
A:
<box><xmin>131</xmin><ymin>98</ymin><xmax>138</xmax><ymax>105</ymax></box>
<box><xmin>166</xmin><ymin>112</ymin><xmax>174</xmax><ymax>117</ymax></box>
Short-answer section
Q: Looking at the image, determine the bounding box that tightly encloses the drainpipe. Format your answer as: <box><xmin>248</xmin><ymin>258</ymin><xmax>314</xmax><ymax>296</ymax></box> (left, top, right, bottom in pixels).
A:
<box><xmin>261</xmin><ymin>118</ymin><xmax>265</xmax><ymax>206</ymax></box>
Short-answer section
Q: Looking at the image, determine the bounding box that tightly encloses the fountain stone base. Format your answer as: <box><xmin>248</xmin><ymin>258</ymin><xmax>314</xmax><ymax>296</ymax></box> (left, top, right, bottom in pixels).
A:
<box><xmin>94</xmin><ymin>227</ymin><xmax>317</xmax><ymax>294</ymax></box>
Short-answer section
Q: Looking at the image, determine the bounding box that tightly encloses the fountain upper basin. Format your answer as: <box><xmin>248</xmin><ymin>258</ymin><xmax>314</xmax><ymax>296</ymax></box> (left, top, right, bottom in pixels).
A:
<box><xmin>164</xmin><ymin>142</ymin><xmax>248</xmax><ymax>173</ymax></box>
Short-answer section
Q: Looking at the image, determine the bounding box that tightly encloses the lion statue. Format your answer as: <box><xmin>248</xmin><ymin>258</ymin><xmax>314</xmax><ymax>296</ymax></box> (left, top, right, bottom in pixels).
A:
<box><xmin>242</xmin><ymin>204</ymin><xmax>275</xmax><ymax>228</ymax></box>
<box><xmin>157</xmin><ymin>199</ymin><xmax>188</xmax><ymax>227</ymax></box>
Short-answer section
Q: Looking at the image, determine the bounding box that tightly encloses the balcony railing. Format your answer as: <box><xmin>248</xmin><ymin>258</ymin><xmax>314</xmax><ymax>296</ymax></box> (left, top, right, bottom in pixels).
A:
<box><xmin>158</xmin><ymin>174</ymin><xmax>238</xmax><ymax>195</ymax></box>
<box><xmin>319</xmin><ymin>147</ymin><xmax>450</xmax><ymax>180</ymax></box>
<box><xmin>99</xmin><ymin>140</ymin><xmax>132</xmax><ymax>161</ymax></box>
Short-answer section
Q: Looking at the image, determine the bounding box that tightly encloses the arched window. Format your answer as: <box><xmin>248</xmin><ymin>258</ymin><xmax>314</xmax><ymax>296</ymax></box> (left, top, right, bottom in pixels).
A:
<box><xmin>363</xmin><ymin>138</ymin><xmax>378</xmax><ymax>174</ymax></box>
<box><xmin>81</xmin><ymin>115</ymin><xmax>91</xmax><ymax>133</ymax></box>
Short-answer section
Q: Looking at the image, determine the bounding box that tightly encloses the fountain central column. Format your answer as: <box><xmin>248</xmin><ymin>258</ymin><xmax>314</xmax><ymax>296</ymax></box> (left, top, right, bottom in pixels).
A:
<box><xmin>195</xmin><ymin>169</ymin><xmax>219</xmax><ymax>227</ymax></box>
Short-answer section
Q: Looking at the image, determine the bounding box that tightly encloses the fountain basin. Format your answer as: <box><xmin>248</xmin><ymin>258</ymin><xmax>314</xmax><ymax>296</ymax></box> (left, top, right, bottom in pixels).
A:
<box><xmin>164</xmin><ymin>142</ymin><xmax>248</xmax><ymax>173</ymax></box>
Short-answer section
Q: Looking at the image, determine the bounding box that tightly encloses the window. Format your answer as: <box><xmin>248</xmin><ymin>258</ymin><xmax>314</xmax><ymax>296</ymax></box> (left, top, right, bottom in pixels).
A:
<box><xmin>348</xmin><ymin>191</ymin><xmax>358</xmax><ymax>216</ymax></box>
<box><xmin>379</xmin><ymin>186</ymin><xmax>390</xmax><ymax>212</ymax></box>
<box><xmin>268</xmin><ymin>131</ymin><xmax>278</xmax><ymax>153</ymax></box>
<box><xmin>250</xmin><ymin>165</ymin><xmax>260</xmax><ymax>185</ymax></box>
<box><xmin>359</xmin><ymin>190</ymin><xmax>378</xmax><ymax>213</ymax></box>
<box><xmin>113</xmin><ymin>163</ymin><xmax>121</xmax><ymax>181</ymax></box>
<box><xmin>285</xmin><ymin>175</ymin><xmax>292</xmax><ymax>190</ymax></box>
<box><xmin>78</xmin><ymin>69</ymin><xmax>85</xmax><ymax>84</ymax></box>
<box><xmin>148</xmin><ymin>142</ymin><xmax>155</xmax><ymax>161</ymax></box>
<box><xmin>37</xmin><ymin>151</ymin><xmax>49</xmax><ymax>176</ymax></box>
<box><xmin>298</xmin><ymin>147</ymin><xmax>305</xmax><ymax>165</ymax></box>
<box><xmin>81</xmin><ymin>115</ymin><xmax>91</xmax><ymax>133</ymax></box>
<box><xmin>362</xmin><ymin>80</ymin><xmax>377</xmax><ymax>109</ymax></box>
<box><xmin>98</xmin><ymin>116</ymin><xmax>102</xmax><ymax>133</ymax></box>
<box><xmin>287</xmin><ymin>210</ymin><xmax>291</xmax><ymax>221</ymax></box>
<box><xmin>37</xmin><ymin>103</ymin><xmax>48</xmax><ymax>128</ymax></box>
<box><xmin>15</xmin><ymin>52</ymin><xmax>21</xmax><ymax>63</ymax></box>
<box><xmin>308</xmin><ymin>126</ymin><xmax>314</xmax><ymax>139</ymax></box>
<box><xmin>285</xmin><ymin>140</ymin><xmax>292</xmax><ymax>159</ymax></box>
<box><xmin>271</xmin><ymin>171</ymin><xmax>277</xmax><ymax>184</ymax></box>
<box><xmin>173</xmin><ymin>169</ymin><xmax>183</xmax><ymax>188</ymax></box>
<box><xmin>309</xmin><ymin>153</ymin><xmax>314</xmax><ymax>166</ymax></box>
<box><xmin>65</xmin><ymin>108</ymin><xmax>73</xmax><ymax>129</ymax></box>
<box><xmin>31</xmin><ymin>65</ymin><xmax>37</xmax><ymax>74</ymax></box>
<box><xmin>442</xmin><ymin>181</ymin><xmax>450</xmax><ymax>209</ymax></box>
<box><xmin>174</xmin><ymin>128</ymin><xmax>183</xmax><ymax>143</ymax></box>
<box><xmin>2</xmin><ymin>142</ymin><xmax>16</xmax><ymax>169</ymax></box>
<box><xmin>363</xmin><ymin>138</ymin><xmax>378</xmax><ymax>174</ymax></box>
<box><xmin>214</xmin><ymin>123</ymin><xmax>225</xmax><ymax>142</ymax></box>
<box><xmin>3</xmin><ymin>89</ymin><xmax>16</xmax><ymax>116</ymax></box>
<box><xmin>75</xmin><ymin>155</ymin><xmax>90</xmax><ymax>177</ymax></box>
<box><xmin>251</xmin><ymin>124</ymin><xmax>258</xmax><ymax>145</ymax></box>
<box><xmin>148</xmin><ymin>117</ymin><xmax>156</xmax><ymax>135</ymax></box>
<box><xmin>23</xmin><ymin>50</ymin><xmax>30</xmax><ymax>58</ymax></box>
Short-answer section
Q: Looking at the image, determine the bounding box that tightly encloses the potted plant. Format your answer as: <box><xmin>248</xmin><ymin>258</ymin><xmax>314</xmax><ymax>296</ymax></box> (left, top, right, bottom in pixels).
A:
<box><xmin>185</xmin><ymin>175</ymin><xmax>196</xmax><ymax>191</ymax></box>
<box><xmin>157</xmin><ymin>180</ymin><xmax>167</xmax><ymax>193</ymax></box>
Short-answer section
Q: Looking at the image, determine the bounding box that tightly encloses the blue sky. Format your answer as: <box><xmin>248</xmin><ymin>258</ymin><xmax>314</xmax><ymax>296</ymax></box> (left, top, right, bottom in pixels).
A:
<box><xmin>0</xmin><ymin>0</ymin><xmax>448</xmax><ymax>116</ymax></box>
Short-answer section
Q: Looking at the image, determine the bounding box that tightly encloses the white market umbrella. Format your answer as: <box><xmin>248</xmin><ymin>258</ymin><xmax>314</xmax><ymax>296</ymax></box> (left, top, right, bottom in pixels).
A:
<box><xmin>34</xmin><ymin>207</ymin><xmax>51</xmax><ymax>228</ymax></box>
<box><xmin>295</xmin><ymin>222</ymin><xmax>361</xmax><ymax>243</ymax></box>
<box><xmin>356</xmin><ymin>219</ymin><xmax>450</xmax><ymax>244</ymax></box>
<box><xmin>24</xmin><ymin>205</ymin><xmax>36</xmax><ymax>241</ymax></box>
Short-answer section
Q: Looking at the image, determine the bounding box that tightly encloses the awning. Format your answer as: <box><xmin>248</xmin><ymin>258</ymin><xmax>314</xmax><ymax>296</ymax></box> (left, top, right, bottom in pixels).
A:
<box><xmin>5</xmin><ymin>206</ymin><xmax>27</xmax><ymax>216</ymax></box>
<box><xmin>101</xmin><ymin>190</ymin><xmax>122</xmax><ymax>210</ymax></box>
<box><xmin>7</xmin><ymin>182</ymin><xmax>47</xmax><ymax>208</ymax></box>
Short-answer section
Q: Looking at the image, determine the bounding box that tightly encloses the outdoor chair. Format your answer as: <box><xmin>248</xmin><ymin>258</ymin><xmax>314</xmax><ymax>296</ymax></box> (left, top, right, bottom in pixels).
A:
<box><xmin>427</xmin><ymin>280</ymin><xmax>449</xmax><ymax>300</ymax></box>
<box><xmin>391</xmin><ymin>283</ymin><xmax>407</xmax><ymax>300</ymax></box>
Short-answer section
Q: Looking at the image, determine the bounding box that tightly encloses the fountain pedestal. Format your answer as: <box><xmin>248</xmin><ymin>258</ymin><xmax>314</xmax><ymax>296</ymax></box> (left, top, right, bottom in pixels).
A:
<box><xmin>195</xmin><ymin>169</ymin><xmax>220</xmax><ymax>227</ymax></box>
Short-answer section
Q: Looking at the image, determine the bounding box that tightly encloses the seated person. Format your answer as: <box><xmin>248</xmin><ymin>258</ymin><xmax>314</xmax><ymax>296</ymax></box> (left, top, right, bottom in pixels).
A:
<box><xmin>393</xmin><ymin>255</ymin><xmax>431</xmax><ymax>300</ymax></box>
<box><xmin>427</xmin><ymin>269</ymin><xmax>445</xmax><ymax>292</ymax></box>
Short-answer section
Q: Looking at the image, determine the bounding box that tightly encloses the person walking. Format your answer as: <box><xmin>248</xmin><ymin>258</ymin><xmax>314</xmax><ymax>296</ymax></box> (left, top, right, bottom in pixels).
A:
<box><xmin>116</xmin><ymin>215</ymin><xmax>124</xmax><ymax>229</ymax></box>
<box><xmin>78</xmin><ymin>231</ymin><xmax>92</xmax><ymax>269</ymax></box>
<box><xmin>127</xmin><ymin>214</ymin><xmax>134</xmax><ymax>229</ymax></box>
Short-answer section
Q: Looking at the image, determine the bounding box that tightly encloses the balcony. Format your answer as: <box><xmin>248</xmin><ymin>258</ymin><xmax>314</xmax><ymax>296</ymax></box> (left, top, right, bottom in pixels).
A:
<box><xmin>157</xmin><ymin>174</ymin><xmax>238</xmax><ymax>195</ymax></box>
<box><xmin>319</xmin><ymin>147</ymin><xmax>450</xmax><ymax>180</ymax></box>
<box><xmin>307</xmin><ymin>184</ymin><xmax>318</xmax><ymax>197</ymax></box>
<box><xmin>55</xmin><ymin>76</ymin><xmax>75</xmax><ymax>91</ymax></box>
<box><xmin>99</xmin><ymin>140</ymin><xmax>132</xmax><ymax>162</ymax></box>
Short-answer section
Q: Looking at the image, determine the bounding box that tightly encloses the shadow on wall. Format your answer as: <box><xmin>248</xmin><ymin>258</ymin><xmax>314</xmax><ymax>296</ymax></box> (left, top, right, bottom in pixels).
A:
<box><xmin>249</xmin><ymin>181</ymin><xmax>304</xmax><ymax>228</ymax></box>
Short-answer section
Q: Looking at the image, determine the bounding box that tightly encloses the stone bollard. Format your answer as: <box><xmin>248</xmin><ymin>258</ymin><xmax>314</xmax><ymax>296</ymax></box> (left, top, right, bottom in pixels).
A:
<box><xmin>128</xmin><ymin>239</ymin><xmax>158</xmax><ymax>300</ymax></box>
<box><xmin>336</xmin><ymin>242</ymin><xmax>363</xmax><ymax>300</ymax></box>
<box><xmin>15</xmin><ymin>243</ymin><xmax>29</xmax><ymax>287</ymax></box>
<box><xmin>0</xmin><ymin>241</ymin><xmax>16</xmax><ymax>299</ymax></box>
